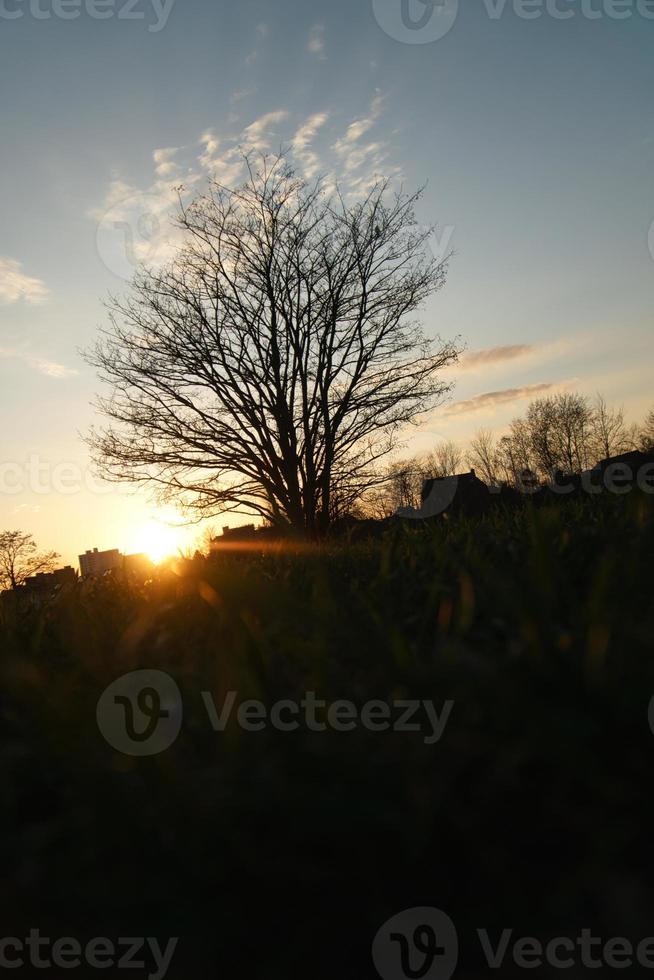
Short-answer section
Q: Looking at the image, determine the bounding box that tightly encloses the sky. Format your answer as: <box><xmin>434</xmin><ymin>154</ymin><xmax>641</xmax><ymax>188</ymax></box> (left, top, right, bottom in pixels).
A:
<box><xmin>1</xmin><ymin>0</ymin><xmax>653</xmax><ymax>565</ymax></box>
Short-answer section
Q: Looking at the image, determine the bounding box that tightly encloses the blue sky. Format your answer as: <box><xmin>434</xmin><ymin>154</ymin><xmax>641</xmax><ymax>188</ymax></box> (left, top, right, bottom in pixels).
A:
<box><xmin>1</xmin><ymin>0</ymin><xmax>653</xmax><ymax>562</ymax></box>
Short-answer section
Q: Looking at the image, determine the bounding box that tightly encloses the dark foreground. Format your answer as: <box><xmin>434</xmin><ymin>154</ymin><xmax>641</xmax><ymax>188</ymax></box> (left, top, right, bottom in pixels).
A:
<box><xmin>1</xmin><ymin>494</ymin><xmax>654</xmax><ymax>978</ymax></box>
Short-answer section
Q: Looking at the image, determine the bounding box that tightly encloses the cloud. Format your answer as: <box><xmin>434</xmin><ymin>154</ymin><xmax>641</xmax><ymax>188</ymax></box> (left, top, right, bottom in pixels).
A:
<box><xmin>0</xmin><ymin>257</ymin><xmax>49</xmax><ymax>305</ymax></box>
<box><xmin>90</xmin><ymin>92</ymin><xmax>400</xmax><ymax>267</ymax></box>
<box><xmin>199</xmin><ymin>114</ymin><xmax>289</xmax><ymax>182</ymax></box>
<box><xmin>0</xmin><ymin>346</ymin><xmax>77</xmax><ymax>378</ymax></box>
<box><xmin>459</xmin><ymin>345</ymin><xmax>537</xmax><ymax>369</ymax></box>
<box><xmin>152</xmin><ymin>147</ymin><xmax>181</xmax><ymax>178</ymax></box>
<box><xmin>242</xmin><ymin>109</ymin><xmax>290</xmax><ymax>152</ymax></box>
<box><xmin>307</xmin><ymin>24</ymin><xmax>326</xmax><ymax>58</ymax></box>
<box><xmin>29</xmin><ymin>357</ymin><xmax>78</xmax><ymax>379</ymax></box>
<box><xmin>245</xmin><ymin>17</ymin><xmax>268</xmax><ymax>63</ymax></box>
<box><xmin>292</xmin><ymin>111</ymin><xmax>330</xmax><ymax>178</ymax></box>
<box><xmin>445</xmin><ymin>382</ymin><xmax>559</xmax><ymax>416</ymax></box>
<box><xmin>333</xmin><ymin>93</ymin><xmax>385</xmax><ymax>154</ymax></box>
<box><xmin>332</xmin><ymin>93</ymin><xmax>390</xmax><ymax>178</ymax></box>
<box><xmin>231</xmin><ymin>86</ymin><xmax>256</xmax><ymax>105</ymax></box>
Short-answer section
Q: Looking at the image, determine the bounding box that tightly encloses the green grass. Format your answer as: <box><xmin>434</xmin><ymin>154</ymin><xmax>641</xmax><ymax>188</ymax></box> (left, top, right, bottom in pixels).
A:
<box><xmin>2</xmin><ymin>494</ymin><xmax>653</xmax><ymax>977</ymax></box>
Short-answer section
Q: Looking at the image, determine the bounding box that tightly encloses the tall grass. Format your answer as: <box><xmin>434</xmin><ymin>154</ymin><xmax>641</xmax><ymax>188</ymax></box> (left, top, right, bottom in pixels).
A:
<box><xmin>1</xmin><ymin>494</ymin><xmax>653</xmax><ymax>977</ymax></box>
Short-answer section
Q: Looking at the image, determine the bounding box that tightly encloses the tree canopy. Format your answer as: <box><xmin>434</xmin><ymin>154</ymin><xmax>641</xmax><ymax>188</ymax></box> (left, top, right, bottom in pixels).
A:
<box><xmin>87</xmin><ymin>154</ymin><xmax>460</xmax><ymax>534</ymax></box>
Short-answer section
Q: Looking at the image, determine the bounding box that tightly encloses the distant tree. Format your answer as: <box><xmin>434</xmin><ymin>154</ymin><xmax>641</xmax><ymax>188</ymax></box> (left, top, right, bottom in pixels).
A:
<box><xmin>0</xmin><ymin>531</ymin><xmax>59</xmax><ymax>592</ymax></box>
<box><xmin>497</xmin><ymin>419</ymin><xmax>538</xmax><ymax>487</ymax></box>
<box><xmin>425</xmin><ymin>440</ymin><xmax>463</xmax><ymax>479</ymax></box>
<box><xmin>640</xmin><ymin>408</ymin><xmax>654</xmax><ymax>452</ymax></box>
<box><xmin>480</xmin><ymin>391</ymin><xmax>643</xmax><ymax>490</ymax></box>
<box><xmin>466</xmin><ymin>429</ymin><xmax>499</xmax><ymax>486</ymax></box>
<box><xmin>361</xmin><ymin>456</ymin><xmax>425</xmax><ymax>518</ymax></box>
<box><xmin>87</xmin><ymin>153</ymin><xmax>460</xmax><ymax>536</ymax></box>
<box><xmin>589</xmin><ymin>394</ymin><xmax>630</xmax><ymax>462</ymax></box>
<box><xmin>526</xmin><ymin>393</ymin><xmax>594</xmax><ymax>476</ymax></box>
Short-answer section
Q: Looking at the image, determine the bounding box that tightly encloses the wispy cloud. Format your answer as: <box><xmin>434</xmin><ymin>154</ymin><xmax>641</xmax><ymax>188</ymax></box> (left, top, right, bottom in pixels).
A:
<box><xmin>307</xmin><ymin>24</ymin><xmax>326</xmax><ymax>58</ymax></box>
<box><xmin>244</xmin><ymin>24</ymin><xmax>267</xmax><ymax>68</ymax></box>
<box><xmin>459</xmin><ymin>344</ymin><xmax>536</xmax><ymax>369</ymax></box>
<box><xmin>333</xmin><ymin>93</ymin><xmax>384</xmax><ymax>154</ymax></box>
<box><xmin>445</xmin><ymin>382</ymin><xmax>560</xmax><ymax>416</ymax></box>
<box><xmin>0</xmin><ymin>346</ymin><xmax>77</xmax><ymax>378</ymax></box>
<box><xmin>293</xmin><ymin>111</ymin><xmax>330</xmax><ymax>179</ymax></box>
<box><xmin>230</xmin><ymin>86</ymin><xmax>256</xmax><ymax>105</ymax></box>
<box><xmin>29</xmin><ymin>357</ymin><xmax>78</xmax><ymax>379</ymax></box>
<box><xmin>152</xmin><ymin>147</ymin><xmax>181</xmax><ymax>179</ymax></box>
<box><xmin>242</xmin><ymin>109</ymin><xmax>290</xmax><ymax>152</ymax></box>
<box><xmin>0</xmin><ymin>257</ymin><xmax>49</xmax><ymax>305</ymax></box>
<box><xmin>332</xmin><ymin>93</ymin><xmax>390</xmax><ymax>178</ymax></box>
<box><xmin>91</xmin><ymin>94</ymin><xmax>398</xmax><ymax>274</ymax></box>
<box><xmin>451</xmin><ymin>338</ymin><xmax>582</xmax><ymax>376</ymax></box>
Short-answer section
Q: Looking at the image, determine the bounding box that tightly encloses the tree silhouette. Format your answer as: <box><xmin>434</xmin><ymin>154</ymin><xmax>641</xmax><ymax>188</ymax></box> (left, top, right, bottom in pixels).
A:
<box><xmin>640</xmin><ymin>409</ymin><xmax>654</xmax><ymax>452</ymax></box>
<box><xmin>87</xmin><ymin>154</ymin><xmax>460</xmax><ymax>535</ymax></box>
<box><xmin>0</xmin><ymin>531</ymin><xmax>59</xmax><ymax>592</ymax></box>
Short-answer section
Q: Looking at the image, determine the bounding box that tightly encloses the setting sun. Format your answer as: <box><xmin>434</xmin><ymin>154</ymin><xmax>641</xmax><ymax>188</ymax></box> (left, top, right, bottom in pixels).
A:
<box><xmin>130</xmin><ymin>519</ymin><xmax>183</xmax><ymax>565</ymax></box>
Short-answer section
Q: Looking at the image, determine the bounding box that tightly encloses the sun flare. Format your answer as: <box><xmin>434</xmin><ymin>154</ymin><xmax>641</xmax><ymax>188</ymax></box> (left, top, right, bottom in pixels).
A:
<box><xmin>132</xmin><ymin>521</ymin><xmax>180</xmax><ymax>565</ymax></box>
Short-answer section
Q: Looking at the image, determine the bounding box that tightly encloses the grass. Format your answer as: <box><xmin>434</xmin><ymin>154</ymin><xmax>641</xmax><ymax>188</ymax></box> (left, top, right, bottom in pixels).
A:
<box><xmin>1</xmin><ymin>493</ymin><xmax>653</xmax><ymax>977</ymax></box>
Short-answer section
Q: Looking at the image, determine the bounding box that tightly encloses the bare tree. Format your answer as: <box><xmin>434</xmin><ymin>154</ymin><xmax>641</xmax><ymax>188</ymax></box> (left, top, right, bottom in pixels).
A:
<box><xmin>497</xmin><ymin>419</ymin><xmax>538</xmax><ymax>487</ymax></box>
<box><xmin>425</xmin><ymin>440</ymin><xmax>463</xmax><ymax>479</ymax></box>
<box><xmin>0</xmin><ymin>531</ymin><xmax>59</xmax><ymax>592</ymax></box>
<box><xmin>640</xmin><ymin>408</ymin><xmax>654</xmax><ymax>452</ymax></box>
<box><xmin>466</xmin><ymin>429</ymin><xmax>499</xmax><ymax>485</ymax></box>
<box><xmin>589</xmin><ymin>394</ymin><xmax>629</xmax><ymax>462</ymax></box>
<box><xmin>523</xmin><ymin>393</ymin><xmax>593</xmax><ymax>477</ymax></box>
<box><xmin>87</xmin><ymin>154</ymin><xmax>460</xmax><ymax>535</ymax></box>
<box><xmin>361</xmin><ymin>457</ymin><xmax>425</xmax><ymax>519</ymax></box>
<box><xmin>482</xmin><ymin>391</ymin><xmax>645</xmax><ymax>490</ymax></box>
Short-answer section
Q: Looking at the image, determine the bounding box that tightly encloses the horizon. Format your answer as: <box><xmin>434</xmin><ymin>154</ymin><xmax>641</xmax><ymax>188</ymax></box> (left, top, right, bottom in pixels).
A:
<box><xmin>1</xmin><ymin>0</ymin><xmax>653</xmax><ymax>563</ymax></box>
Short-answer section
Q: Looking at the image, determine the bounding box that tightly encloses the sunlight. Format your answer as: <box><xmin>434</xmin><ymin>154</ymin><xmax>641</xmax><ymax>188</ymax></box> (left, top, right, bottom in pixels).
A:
<box><xmin>131</xmin><ymin>520</ymin><xmax>181</xmax><ymax>565</ymax></box>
